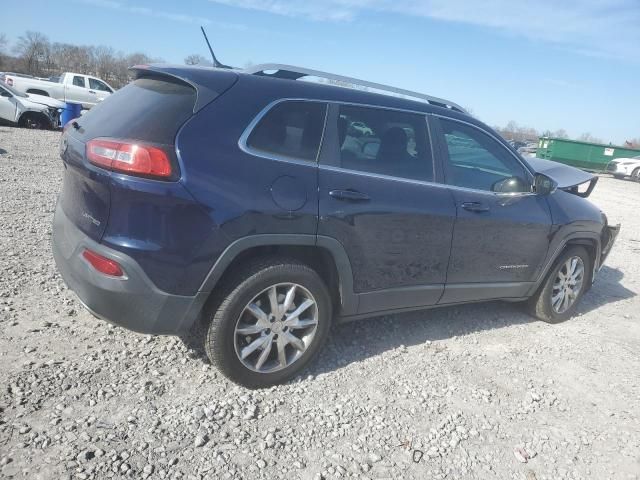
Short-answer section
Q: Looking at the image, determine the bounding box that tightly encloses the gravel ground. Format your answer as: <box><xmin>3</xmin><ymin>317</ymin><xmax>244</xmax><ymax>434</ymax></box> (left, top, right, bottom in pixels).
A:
<box><xmin>0</xmin><ymin>126</ymin><xmax>639</xmax><ymax>480</ymax></box>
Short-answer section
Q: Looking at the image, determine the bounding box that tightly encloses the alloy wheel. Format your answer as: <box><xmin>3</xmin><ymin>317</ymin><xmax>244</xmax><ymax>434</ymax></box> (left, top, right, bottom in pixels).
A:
<box><xmin>551</xmin><ymin>256</ymin><xmax>585</xmax><ymax>314</ymax></box>
<box><xmin>234</xmin><ymin>283</ymin><xmax>319</xmax><ymax>373</ymax></box>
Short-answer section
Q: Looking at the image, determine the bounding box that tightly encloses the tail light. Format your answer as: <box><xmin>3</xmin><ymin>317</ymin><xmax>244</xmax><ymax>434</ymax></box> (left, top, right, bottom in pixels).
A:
<box><xmin>86</xmin><ymin>138</ymin><xmax>174</xmax><ymax>179</ymax></box>
<box><xmin>82</xmin><ymin>249</ymin><xmax>124</xmax><ymax>277</ymax></box>
<box><xmin>6</xmin><ymin>78</ymin><xmax>13</xmax><ymax>86</ymax></box>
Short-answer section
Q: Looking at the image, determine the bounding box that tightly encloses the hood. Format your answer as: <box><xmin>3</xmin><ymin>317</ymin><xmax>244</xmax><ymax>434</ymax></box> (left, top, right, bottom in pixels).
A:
<box><xmin>526</xmin><ymin>157</ymin><xmax>597</xmax><ymax>197</ymax></box>
<box><xmin>610</xmin><ymin>157</ymin><xmax>640</xmax><ymax>164</ymax></box>
<box><xmin>22</xmin><ymin>93</ymin><xmax>65</xmax><ymax>109</ymax></box>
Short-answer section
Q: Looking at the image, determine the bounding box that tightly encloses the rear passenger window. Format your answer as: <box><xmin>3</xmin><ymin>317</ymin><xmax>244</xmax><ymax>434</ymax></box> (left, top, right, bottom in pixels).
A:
<box><xmin>336</xmin><ymin>105</ymin><xmax>433</xmax><ymax>181</ymax></box>
<box><xmin>246</xmin><ymin>101</ymin><xmax>327</xmax><ymax>162</ymax></box>
<box><xmin>72</xmin><ymin>76</ymin><xmax>86</xmax><ymax>88</ymax></box>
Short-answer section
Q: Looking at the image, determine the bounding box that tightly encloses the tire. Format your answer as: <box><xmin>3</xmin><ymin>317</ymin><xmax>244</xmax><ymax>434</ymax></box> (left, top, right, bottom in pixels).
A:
<box><xmin>204</xmin><ymin>257</ymin><xmax>332</xmax><ymax>388</ymax></box>
<box><xmin>527</xmin><ymin>246</ymin><xmax>591</xmax><ymax>324</ymax></box>
<box><xmin>632</xmin><ymin>168</ymin><xmax>640</xmax><ymax>182</ymax></box>
<box><xmin>18</xmin><ymin>113</ymin><xmax>50</xmax><ymax>130</ymax></box>
<box><xmin>612</xmin><ymin>174</ymin><xmax>624</xmax><ymax>180</ymax></box>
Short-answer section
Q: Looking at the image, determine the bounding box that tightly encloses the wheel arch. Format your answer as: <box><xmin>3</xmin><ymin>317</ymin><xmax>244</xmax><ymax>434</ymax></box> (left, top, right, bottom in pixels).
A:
<box><xmin>18</xmin><ymin>110</ymin><xmax>51</xmax><ymax>129</ymax></box>
<box><xmin>198</xmin><ymin>235</ymin><xmax>358</xmax><ymax>317</ymax></box>
<box><xmin>26</xmin><ymin>89</ymin><xmax>49</xmax><ymax>96</ymax></box>
<box><xmin>529</xmin><ymin>232</ymin><xmax>601</xmax><ymax>296</ymax></box>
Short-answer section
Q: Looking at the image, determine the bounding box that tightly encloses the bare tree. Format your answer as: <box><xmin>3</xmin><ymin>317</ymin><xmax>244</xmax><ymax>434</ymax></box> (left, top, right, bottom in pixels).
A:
<box><xmin>0</xmin><ymin>33</ymin><xmax>8</xmax><ymax>69</ymax></box>
<box><xmin>14</xmin><ymin>31</ymin><xmax>50</xmax><ymax>76</ymax></box>
<box><xmin>184</xmin><ymin>54</ymin><xmax>209</xmax><ymax>66</ymax></box>
<box><xmin>553</xmin><ymin>129</ymin><xmax>569</xmax><ymax>139</ymax></box>
<box><xmin>578</xmin><ymin>132</ymin><xmax>603</xmax><ymax>144</ymax></box>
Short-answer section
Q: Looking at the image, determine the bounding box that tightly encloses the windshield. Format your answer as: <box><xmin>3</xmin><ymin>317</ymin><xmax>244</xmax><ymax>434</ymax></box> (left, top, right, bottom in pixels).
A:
<box><xmin>0</xmin><ymin>82</ymin><xmax>28</xmax><ymax>98</ymax></box>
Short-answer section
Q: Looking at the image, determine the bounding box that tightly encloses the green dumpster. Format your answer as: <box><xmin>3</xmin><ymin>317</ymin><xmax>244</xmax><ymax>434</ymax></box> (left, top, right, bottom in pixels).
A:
<box><xmin>536</xmin><ymin>137</ymin><xmax>640</xmax><ymax>172</ymax></box>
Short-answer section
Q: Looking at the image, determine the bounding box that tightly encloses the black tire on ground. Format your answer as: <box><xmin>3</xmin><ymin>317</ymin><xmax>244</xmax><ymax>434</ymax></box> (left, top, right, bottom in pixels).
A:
<box><xmin>612</xmin><ymin>174</ymin><xmax>625</xmax><ymax>180</ymax></box>
<box><xmin>204</xmin><ymin>257</ymin><xmax>332</xmax><ymax>388</ymax></box>
<box><xmin>527</xmin><ymin>246</ymin><xmax>592</xmax><ymax>324</ymax></box>
<box><xmin>18</xmin><ymin>113</ymin><xmax>50</xmax><ymax>130</ymax></box>
<box><xmin>632</xmin><ymin>168</ymin><xmax>640</xmax><ymax>182</ymax></box>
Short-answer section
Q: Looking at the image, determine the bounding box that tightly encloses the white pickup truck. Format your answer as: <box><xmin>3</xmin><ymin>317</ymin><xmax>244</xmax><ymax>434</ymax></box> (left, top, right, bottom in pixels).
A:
<box><xmin>2</xmin><ymin>72</ymin><xmax>114</xmax><ymax>108</ymax></box>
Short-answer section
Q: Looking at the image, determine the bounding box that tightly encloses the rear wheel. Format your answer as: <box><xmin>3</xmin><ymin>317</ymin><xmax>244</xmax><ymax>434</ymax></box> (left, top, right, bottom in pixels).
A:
<box><xmin>204</xmin><ymin>257</ymin><xmax>332</xmax><ymax>388</ymax></box>
<box><xmin>632</xmin><ymin>168</ymin><xmax>640</xmax><ymax>182</ymax></box>
<box><xmin>527</xmin><ymin>246</ymin><xmax>591</xmax><ymax>323</ymax></box>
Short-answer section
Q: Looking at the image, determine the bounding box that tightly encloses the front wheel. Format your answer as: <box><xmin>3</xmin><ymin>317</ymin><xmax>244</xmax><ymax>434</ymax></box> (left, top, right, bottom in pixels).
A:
<box><xmin>527</xmin><ymin>246</ymin><xmax>591</xmax><ymax>323</ymax></box>
<box><xmin>632</xmin><ymin>168</ymin><xmax>640</xmax><ymax>182</ymax></box>
<box><xmin>205</xmin><ymin>258</ymin><xmax>332</xmax><ymax>388</ymax></box>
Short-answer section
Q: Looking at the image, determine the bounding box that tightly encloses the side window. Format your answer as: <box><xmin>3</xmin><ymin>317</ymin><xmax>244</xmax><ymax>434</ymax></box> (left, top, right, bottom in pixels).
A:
<box><xmin>439</xmin><ymin>118</ymin><xmax>530</xmax><ymax>193</ymax></box>
<box><xmin>72</xmin><ymin>76</ymin><xmax>86</xmax><ymax>88</ymax></box>
<box><xmin>246</xmin><ymin>101</ymin><xmax>326</xmax><ymax>161</ymax></box>
<box><xmin>336</xmin><ymin>105</ymin><xmax>433</xmax><ymax>182</ymax></box>
<box><xmin>89</xmin><ymin>78</ymin><xmax>112</xmax><ymax>92</ymax></box>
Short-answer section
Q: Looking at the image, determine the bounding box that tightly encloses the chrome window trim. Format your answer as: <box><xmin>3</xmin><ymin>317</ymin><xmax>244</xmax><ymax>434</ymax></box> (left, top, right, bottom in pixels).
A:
<box><xmin>318</xmin><ymin>164</ymin><xmax>535</xmax><ymax>197</ymax></box>
<box><xmin>238</xmin><ymin>98</ymin><xmax>329</xmax><ymax>166</ymax></box>
<box><xmin>239</xmin><ymin>98</ymin><xmax>537</xmax><ymax>198</ymax></box>
<box><xmin>432</xmin><ymin>113</ymin><xmax>536</xmax><ymax>177</ymax></box>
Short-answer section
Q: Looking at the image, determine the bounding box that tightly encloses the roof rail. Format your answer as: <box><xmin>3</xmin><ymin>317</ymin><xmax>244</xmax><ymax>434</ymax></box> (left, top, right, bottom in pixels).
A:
<box><xmin>244</xmin><ymin>63</ymin><xmax>467</xmax><ymax>114</ymax></box>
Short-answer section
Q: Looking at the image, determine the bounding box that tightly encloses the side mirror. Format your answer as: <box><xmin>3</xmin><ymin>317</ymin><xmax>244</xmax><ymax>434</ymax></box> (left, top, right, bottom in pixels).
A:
<box><xmin>533</xmin><ymin>173</ymin><xmax>557</xmax><ymax>195</ymax></box>
<box><xmin>491</xmin><ymin>176</ymin><xmax>529</xmax><ymax>193</ymax></box>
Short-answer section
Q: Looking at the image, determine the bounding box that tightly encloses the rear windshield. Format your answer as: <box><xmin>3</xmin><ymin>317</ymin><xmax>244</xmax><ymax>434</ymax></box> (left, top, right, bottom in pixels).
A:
<box><xmin>76</xmin><ymin>77</ymin><xmax>196</xmax><ymax>144</ymax></box>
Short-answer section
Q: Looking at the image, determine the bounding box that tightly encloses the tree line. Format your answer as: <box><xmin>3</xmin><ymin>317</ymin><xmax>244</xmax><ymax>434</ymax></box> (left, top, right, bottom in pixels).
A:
<box><xmin>0</xmin><ymin>31</ymin><xmax>161</xmax><ymax>89</ymax></box>
<box><xmin>1</xmin><ymin>31</ymin><xmax>638</xmax><ymax>148</ymax></box>
<box><xmin>493</xmin><ymin>120</ymin><xmax>639</xmax><ymax>149</ymax></box>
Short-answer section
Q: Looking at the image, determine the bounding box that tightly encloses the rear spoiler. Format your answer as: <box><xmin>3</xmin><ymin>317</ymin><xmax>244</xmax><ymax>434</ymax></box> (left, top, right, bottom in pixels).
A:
<box><xmin>130</xmin><ymin>64</ymin><xmax>238</xmax><ymax>113</ymax></box>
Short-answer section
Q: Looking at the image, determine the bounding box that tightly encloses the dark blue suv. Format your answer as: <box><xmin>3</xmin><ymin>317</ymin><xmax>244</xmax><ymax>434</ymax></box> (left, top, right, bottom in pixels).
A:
<box><xmin>53</xmin><ymin>64</ymin><xmax>619</xmax><ymax>387</ymax></box>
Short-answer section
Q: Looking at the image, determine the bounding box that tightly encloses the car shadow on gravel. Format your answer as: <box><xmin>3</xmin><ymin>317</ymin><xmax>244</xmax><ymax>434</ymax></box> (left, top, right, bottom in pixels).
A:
<box><xmin>178</xmin><ymin>266</ymin><xmax>634</xmax><ymax>377</ymax></box>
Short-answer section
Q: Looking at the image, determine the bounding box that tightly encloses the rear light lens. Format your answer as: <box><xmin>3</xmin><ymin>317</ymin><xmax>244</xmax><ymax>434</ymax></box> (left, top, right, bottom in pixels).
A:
<box><xmin>86</xmin><ymin>138</ymin><xmax>173</xmax><ymax>179</ymax></box>
<box><xmin>6</xmin><ymin>78</ymin><xmax>13</xmax><ymax>86</ymax></box>
<box><xmin>82</xmin><ymin>249</ymin><xmax>124</xmax><ymax>277</ymax></box>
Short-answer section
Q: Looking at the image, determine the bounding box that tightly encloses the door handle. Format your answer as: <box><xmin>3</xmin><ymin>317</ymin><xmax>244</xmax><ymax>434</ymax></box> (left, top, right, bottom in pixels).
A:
<box><xmin>461</xmin><ymin>201</ymin><xmax>490</xmax><ymax>212</ymax></box>
<box><xmin>329</xmin><ymin>189</ymin><xmax>370</xmax><ymax>202</ymax></box>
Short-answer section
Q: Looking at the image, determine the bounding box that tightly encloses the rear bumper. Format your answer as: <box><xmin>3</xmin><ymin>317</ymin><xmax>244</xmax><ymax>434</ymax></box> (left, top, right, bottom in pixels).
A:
<box><xmin>52</xmin><ymin>201</ymin><xmax>206</xmax><ymax>334</ymax></box>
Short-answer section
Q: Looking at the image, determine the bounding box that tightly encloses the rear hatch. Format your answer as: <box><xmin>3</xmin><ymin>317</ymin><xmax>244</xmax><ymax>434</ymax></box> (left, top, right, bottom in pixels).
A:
<box><xmin>58</xmin><ymin>67</ymin><xmax>237</xmax><ymax>241</ymax></box>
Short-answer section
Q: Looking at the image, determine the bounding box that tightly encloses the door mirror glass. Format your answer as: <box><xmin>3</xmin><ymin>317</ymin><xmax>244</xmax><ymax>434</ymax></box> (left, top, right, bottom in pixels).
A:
<box><xmin>533</xmin><ymin>173</ymin><xmax>557</xmax><ymax>195</ymax></box>
<box><xmin>491</xmin><ymin>176</ymin><xmax>530</xmax><ymax>193</ymax></box>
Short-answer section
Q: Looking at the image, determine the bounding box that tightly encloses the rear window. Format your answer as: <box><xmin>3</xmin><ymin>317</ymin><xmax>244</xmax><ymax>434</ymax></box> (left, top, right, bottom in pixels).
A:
<box><xmin>76</xmin><ymin>77</ymin><xmax>196</xmax><ymax>144</ymax></box>
<box><xmin>246</xmin><ymin>101</ymin><xmax>327</xmax><ymax>162</ymax></box>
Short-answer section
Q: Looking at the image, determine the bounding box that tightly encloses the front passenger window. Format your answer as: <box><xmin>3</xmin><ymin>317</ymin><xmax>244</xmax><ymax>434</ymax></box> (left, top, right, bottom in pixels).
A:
<box><xmin>440</xmin><ymin>119</ymin><xmax>530</xmax><ymax>193</ymax></box>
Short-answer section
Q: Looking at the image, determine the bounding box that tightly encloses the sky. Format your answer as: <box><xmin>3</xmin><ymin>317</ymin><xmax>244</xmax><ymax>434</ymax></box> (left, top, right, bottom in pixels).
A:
<box><xmin>2</xmin><ymin>0</ymin><xmax>639</xmax><ymax>144</ymax></box>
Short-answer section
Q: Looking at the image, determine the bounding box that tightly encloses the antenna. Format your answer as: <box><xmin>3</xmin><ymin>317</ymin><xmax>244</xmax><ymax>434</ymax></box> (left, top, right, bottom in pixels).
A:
<box><xmin>200</xmin><ymin>26</ymin><xmax>232</xmax><ymax>69</ymax></box>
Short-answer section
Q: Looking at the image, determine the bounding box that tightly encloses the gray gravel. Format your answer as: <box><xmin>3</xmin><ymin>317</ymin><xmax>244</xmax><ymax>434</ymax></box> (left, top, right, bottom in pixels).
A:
<box><xmin>1</xmin><ymin>125</ymin><xmax>639</xmax><ymax>480</ymax></box>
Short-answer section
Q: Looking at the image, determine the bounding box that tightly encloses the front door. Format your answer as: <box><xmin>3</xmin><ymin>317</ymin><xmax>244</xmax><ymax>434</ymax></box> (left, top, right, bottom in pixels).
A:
<box><xmin>0</xmin><ymin>86</ymin><xmax>17</xmax><ymax>122</ymax></box>
<box><xmin>67</xmin><ymin>75</ymin><xmax>94</xmax><ymax>105</ymax></box>
<box><xmin>432</xmin><ymin>117</ymin><xmax>552</xmax><ymax>303</ymax></box>
<box><xmin>318</xmin><ymin>104</ymin><xmax>456</xmax><ymax>315</ymax></box>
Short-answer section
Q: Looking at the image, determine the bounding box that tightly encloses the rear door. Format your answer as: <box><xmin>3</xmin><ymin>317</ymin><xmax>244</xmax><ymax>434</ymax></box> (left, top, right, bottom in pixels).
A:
<box><xmin>431</xmin><ymin>116</ymin><xmax>552</xmax><ymax>303</ymax></box>
<box><xmin>318</xmin><ymin>104</ymin><xmax>456</xmax><ymax>314</ymax></box>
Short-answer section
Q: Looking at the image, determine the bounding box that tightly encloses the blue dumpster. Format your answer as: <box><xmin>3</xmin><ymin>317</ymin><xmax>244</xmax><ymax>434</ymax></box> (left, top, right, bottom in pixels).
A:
<box><xmin>60</xmin><ymin>102</ymin><xmax>82</xmax><ymax>128</ymax></box>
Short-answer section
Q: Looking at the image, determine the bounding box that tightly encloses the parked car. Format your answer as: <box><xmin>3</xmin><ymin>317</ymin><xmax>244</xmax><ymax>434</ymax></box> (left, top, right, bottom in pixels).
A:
<box><xmin>3</xmin><ymin>72</ymin><xmax>114</xmax><ymax>108</ymax></box>
<box><xmin>0</xmin><ymin>81</ymin><xmax>63</xmax><ymax>129</ymax></box>
<box><xmin>606</xmin><ymin>156</ymin><xmax>640</xmax><ymax>181</ymax></box>
<box><xmin>52</xmin><ymin>63</ymin><xmax>619</xmax><ymax>387</ymax></box>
